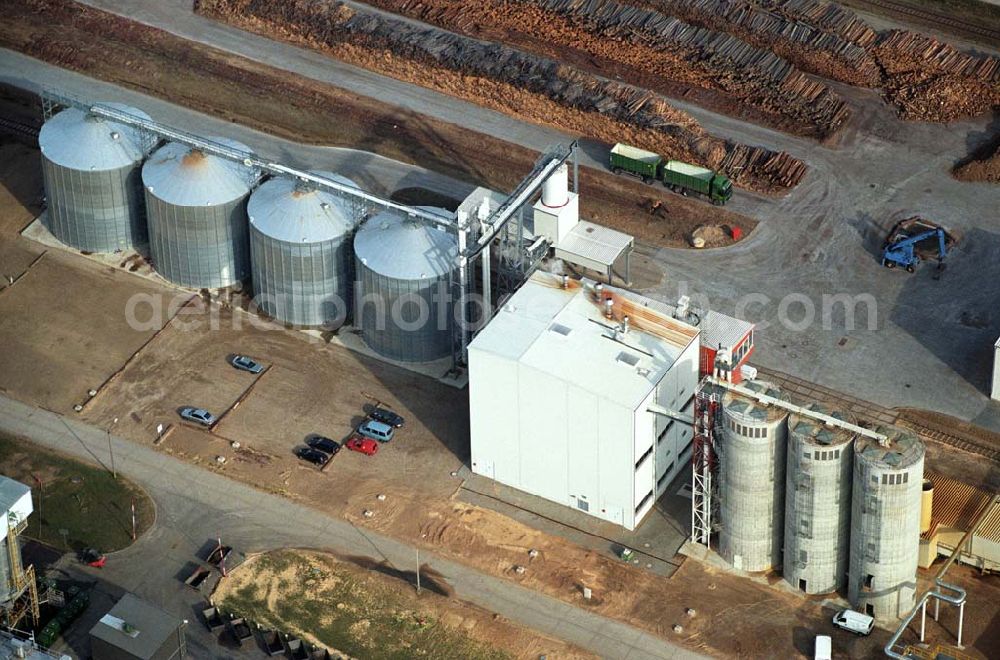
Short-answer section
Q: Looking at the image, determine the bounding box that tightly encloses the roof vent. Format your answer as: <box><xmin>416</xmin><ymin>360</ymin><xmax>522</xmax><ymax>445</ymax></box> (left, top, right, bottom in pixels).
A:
<box><xmin>549</xmin><ymin>323</ymin><xmax>572</xmax><ymax>337</ymax></box>
<box><xmin>617</xmin><ymin>351</ymin><xmax>640</xmax><ymax>367</ymax></box>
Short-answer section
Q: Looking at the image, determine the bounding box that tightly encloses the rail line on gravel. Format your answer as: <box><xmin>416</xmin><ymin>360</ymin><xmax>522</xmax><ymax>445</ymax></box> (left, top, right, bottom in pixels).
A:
<box><xmin>852</xmin><ymin>0</ymin><xmax>1000</xmax><ymax>43</ymax></box>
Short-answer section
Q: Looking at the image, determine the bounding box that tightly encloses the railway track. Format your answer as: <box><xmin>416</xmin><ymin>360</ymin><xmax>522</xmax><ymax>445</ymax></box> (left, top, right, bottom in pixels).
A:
<box><xmin>897</xmin><ymin>418</ymin><xmax>1000</xmax><ymax>462</ymax></box>
<box><xmin>852</xmin><ymin>0</ymin><xmax>1000</xmax><ymax>43</ymax></box>
<box><xmin>0</xmin><ymin>115</ymin><xmax>40</xmax><ymax>141</ymax></box>
<box><xmin>755</xmin><ymin>366</ymin><xmax>1000</xmax><ymax>462</ymax></box>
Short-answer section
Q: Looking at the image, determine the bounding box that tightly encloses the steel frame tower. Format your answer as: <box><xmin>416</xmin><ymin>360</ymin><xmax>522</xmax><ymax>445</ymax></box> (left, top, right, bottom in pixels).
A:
<box><xmin>3</xmin><ymin>516</ymin><xmax>40</xmax><ymax>631</ymax></box>
<box><xmin>691</xmin><ymin>385</ymin><xmax>719</xmax><ymax>546</ymax></box>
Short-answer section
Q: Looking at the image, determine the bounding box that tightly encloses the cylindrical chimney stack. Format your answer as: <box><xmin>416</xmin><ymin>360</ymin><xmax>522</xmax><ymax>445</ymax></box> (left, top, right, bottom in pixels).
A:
<box><xmin>604</xmin><ymin>298</ymin><xmax>614</xmax><ymax>319</ymax></box>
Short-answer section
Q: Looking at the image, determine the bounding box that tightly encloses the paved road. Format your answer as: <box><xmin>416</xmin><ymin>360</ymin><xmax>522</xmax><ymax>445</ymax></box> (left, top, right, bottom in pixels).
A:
<box><xmin>0</xmin><ymin>393</ymin><xmax>703</xmax><ymax>660</ymax></box>
<box><xmin>36</xmin><ymin>1</ymin><xmax>1000</xmax><ymax>427</ymax></box>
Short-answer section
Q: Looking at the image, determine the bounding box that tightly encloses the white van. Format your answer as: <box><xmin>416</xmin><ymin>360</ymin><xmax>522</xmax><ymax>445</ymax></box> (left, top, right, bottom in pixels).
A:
<box><xmin>832</xmin><ymin>609</ymin><xmax>874</xmax><ymax>635</ymax></box>
<box><xmin>814</xmin><ymin>634</ymin><xmax>832</xmax><ymax>660</ymax></box>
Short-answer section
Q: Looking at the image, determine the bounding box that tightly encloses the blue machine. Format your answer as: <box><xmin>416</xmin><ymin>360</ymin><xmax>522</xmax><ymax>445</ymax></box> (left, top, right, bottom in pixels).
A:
<box><xmin>881</xmin><ymin>227</ymin><xmax>948</xmax><ymax>273</ymax></box>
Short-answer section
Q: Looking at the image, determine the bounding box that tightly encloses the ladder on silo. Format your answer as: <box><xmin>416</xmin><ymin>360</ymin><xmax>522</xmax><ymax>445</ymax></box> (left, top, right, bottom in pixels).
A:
<box><xmin>691</xmin><ymin>388</ymin><xmax>719</xmax><ymax>547</ymax></box>
<box><xmin>5</xmin><ymin>516</ymin><xmax>40</xmax><ymax>629</ymax></box>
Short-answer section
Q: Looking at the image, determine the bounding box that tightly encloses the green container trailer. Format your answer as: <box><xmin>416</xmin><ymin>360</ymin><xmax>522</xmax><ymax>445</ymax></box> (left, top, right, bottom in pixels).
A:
<box><xmin>661</xmin><ymin>160</ymin><xmax>732</xmax><ymax>205</ymax></box>
<box><xmin>609</xmin><ymin>143</ymin><xmax>661</xmax><ymax>183</ymax></box>
<box><xmin>609</xmin><ymin>142</ymin><xmax>733</xmax><ymax>205</ymax></box>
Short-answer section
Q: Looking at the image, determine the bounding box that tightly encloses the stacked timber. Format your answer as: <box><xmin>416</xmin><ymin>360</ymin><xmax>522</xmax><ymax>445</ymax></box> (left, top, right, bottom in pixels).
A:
<box><xmin>758</xmin><ymin>0</ymin><xmax>878</xmax><ymax>47</ymax></box>
<box><xmin>874</xmin><ymin>30</ymin><xmax>1000</xmax><ymax>122</ymax></box>
<box><xmin>197</xmin><ymin>0</ymin><xmax>809</xmax><ymax>191</ymax></box>
<box><xmin>362</xmin><ymin>0</ymin><xmax>850</xmax><ymax>137</ymax></box>
<box><xmin>630</xmin><ymin>0</ymin><xmax>881</xmax><ymax>85</ymax></box>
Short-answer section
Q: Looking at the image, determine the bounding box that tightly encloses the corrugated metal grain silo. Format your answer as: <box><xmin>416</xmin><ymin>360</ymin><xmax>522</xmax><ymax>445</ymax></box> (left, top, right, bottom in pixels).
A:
<box><xmin>248</xmin><ymin>172</ymin><xmax>360</xmax><ymax>327</ymax></box>
<box><xmin>353</xmin><ymin>208</ymin><xmax>458</xmax><ymax>362</ymax></box>
<box><xmin>39</xmin><ymin>103</ymin><xmax>152</xmax><ymax>252</ymax></box>
<box><xmin>143</xmin><ymin>139</ymin><xmax>254</xmax><ymax>288</ymax></box>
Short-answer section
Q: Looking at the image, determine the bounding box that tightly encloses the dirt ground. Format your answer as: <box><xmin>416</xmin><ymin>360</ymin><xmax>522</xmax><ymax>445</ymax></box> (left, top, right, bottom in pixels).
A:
<box><xmin>0</xmin><ymin>248</ymin><xmax>174</xmax><ymax>412</ymax></box>
<box><xmin>918</xmin><ymin>563</ymin><xmax>1000</xmax><ymax>659</ymax></box>
<box><xmin>213</xmin><ymin>548</ymin><xmax>595</xmax><ymax>660</ymax></box>
<box><xmin>0</xmin><ymin>0</ymin><xmax>756</xmax><ymax>250</ymax></box>
<box><xmin>81</xmin><ymin>303</ymin><xmax>469</xmax><ymax>507</ymax></box>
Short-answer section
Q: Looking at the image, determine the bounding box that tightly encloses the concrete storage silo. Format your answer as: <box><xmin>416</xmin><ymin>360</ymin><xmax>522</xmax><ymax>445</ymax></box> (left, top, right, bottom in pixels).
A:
<box><xmin>353</xmin><ymin>209</ymin><xmax>458</xmax><ymax>362</ymax></box>
<box><xmin>144</xmin><ymin>139</ymin><xmax>254</xmax><ymax>289</ymax></box>
<box><xmin>783</xmin><ymin>405</ymin><xmax>856</xmax><ymax>594</ymax></box>
<box><xmin>39</xmin><ymin>103</ymin><xmax>152</xmax><ymax>252</ymax></box>
<box><xmin>848</xmin><ymin>427</ymin><xmax>924</xmax><ymax>621</ymax></box>
<box><xmin>248</xmin><ymin>172</ymin><xmax>359</xmax><ymax>327</ymax></box>
<box><xmin>718</xmin><ymin>381</ymin><xmax>790</xmax><ymax>572</ymax></box>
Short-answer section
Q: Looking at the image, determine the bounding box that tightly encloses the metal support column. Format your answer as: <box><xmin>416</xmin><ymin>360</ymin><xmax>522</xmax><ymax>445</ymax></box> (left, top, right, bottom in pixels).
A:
<box><xmin>481</xmin><ymin>241</ymin><xmax>492</xmax><ymax>327</ymax></box>
<box><xmin>957</xmin><ymin>601</ymin><xmax>965</xmax><ymax>648</ymax></box>
<box><xmin>456</xmin><ymin>211</ymin><xmax>471</xmax><ymax>366</ymax></box>
<box><xmin>920</xmin><ymin>599</ymin><xmax>926</xmax><ymax>642</ymax></box>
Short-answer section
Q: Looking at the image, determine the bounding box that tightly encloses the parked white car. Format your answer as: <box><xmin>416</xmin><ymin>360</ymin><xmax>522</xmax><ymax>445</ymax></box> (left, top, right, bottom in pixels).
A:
<box><xmin>832</xmin><ymin>609</ymin><xmax>874</xmax><ymax>635</ymax></box>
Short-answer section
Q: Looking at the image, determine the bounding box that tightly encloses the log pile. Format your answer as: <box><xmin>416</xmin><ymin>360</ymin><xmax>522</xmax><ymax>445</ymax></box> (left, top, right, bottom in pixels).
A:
<box><xmin>874</xmin><ymin>30</ymin><xmax>1000</xmax><ymax>122</ymax></box>
<box><xmin>630</xmin><ymin>0</ymin><xmax>881</xmax><ymax>85</ymax></box>
<box><xmin>358</xmin><ymin>0</ymin><xmax>850</xmax><ymax>137</ymax></box>
<box><xmin>758</xmin><ymin>0</ymin><xmax>878</xmax><ymax>47</ymax></box>
<box><xmin>196</xmin><ymin>0</ymin><xmax>808</xmax><ymax>191</ymax></box>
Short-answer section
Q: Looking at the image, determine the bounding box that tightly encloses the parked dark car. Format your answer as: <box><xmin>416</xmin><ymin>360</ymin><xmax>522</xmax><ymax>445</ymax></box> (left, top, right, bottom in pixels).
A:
<box><xmin>307</xmin><ymin>436</ymin><xmax>340</xmax><ymax>456</ymax></box>
<box><xmin>295</xmin><ymin>446</ymin><xmax>329</xmax><ymax>466</ymax></box>
<box><xmin>368</xmin><ymin>407</ymin><xmax>405</xmax><ymax>428</ymax></box>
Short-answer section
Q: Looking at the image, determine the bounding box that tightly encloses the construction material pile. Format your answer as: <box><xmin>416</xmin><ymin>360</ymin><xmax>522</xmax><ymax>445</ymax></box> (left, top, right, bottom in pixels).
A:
<box><xmin>874</xmin><ymin>30</ymin><xmax>1000</xmax><ymax>122</ymax></box>
<box><xmin>630</xmin><ymin>0</ymin><xmax>881</xmax><ymax>86</ymax></box>
<box><xmin>196</xmin><ymin>0</ymin><xmax>808</xmax><ymax>191</ymax></box>
<box><xmin>954</xmin><ymin>143</ymin><xmax>1000</xmax><ymax>184</ymax></box>
<box><xmin>361</xmin><ymin>0</ymin><xmax>850</xmax><ymax>138</ymax></box>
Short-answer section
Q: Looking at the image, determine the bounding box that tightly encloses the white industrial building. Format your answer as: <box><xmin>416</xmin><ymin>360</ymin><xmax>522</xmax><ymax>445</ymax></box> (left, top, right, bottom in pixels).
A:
<box><xmin>469</xmin><ymin>272</ymin><xmax>700</xmax><ymax>530</ymax></box>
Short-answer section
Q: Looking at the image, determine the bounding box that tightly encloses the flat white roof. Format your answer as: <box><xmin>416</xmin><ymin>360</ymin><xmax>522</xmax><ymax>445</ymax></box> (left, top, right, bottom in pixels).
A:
<box><xmin>471</xmin><ymin>272</ymin><xmax>699</xmax><ymax>408</ymax></box>
<box><xmin>555</xmin><ymin>220</ymin><xmax>634</xmax><ymax>270</ymax></box>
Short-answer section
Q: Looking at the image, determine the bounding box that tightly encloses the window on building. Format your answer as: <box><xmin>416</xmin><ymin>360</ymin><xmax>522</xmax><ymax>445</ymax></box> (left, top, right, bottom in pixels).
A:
<box><xmin>657</xmin><ymin>464</ymin><xmax>673</xmax><ymax>489</ymax></box>
<box><xmin>635</xmin><ymin>445</ymin><xmax>653</xmax><ymax>470</ymax></box>
<box><xmin>657</xmin><ymin>419</ymin><xmax>674</xmax><ymax>445</ymax></box>
<box><xmin>635</xmin><ymin>489</ymin><xmax>654</xmax><ymax>514</ymax></box>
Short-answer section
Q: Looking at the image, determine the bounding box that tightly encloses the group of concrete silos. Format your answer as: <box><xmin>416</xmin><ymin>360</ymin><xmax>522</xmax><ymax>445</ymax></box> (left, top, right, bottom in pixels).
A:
<box><xmin>716</xmin><ymin>380</ymin><xmax>925</xmax><ymax>621</ymax></box>
<box><xmin>37</xmin><ymin>104</ymin><xmax>458</xmax><ymax>363</ymax></box>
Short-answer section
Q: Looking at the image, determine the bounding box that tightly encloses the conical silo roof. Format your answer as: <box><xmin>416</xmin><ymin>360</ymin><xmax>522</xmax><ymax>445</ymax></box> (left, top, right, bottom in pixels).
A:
<box><xmin>143</xmin><ymin>138</ymin><xmax>253</xmax><ymax>206</ymax></box>
<box><xmin>354</xmin><ymin>209</ymin><xmax>457</xmax><ymax>280</ymax></box>
<box><xmin>248</xmin><ymin>171</ymin><xmax>357</xmax><ymax>244</ymax></box>
<box><xmin>39</xmin><ymin>103</ymin><xmax>151</xmax><ymax>171</ymax></box>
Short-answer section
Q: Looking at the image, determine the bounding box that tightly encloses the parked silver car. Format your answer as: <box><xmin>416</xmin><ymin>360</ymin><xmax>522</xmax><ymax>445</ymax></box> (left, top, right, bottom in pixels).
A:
<box><xmin>230</xmin><ymin>355</ymin><xmax>264</xmax><ymax>374</ymax></box>
<box><xmin>179</xmin><ymin>407</ymin><xmax>216</xmax><ymax>426</ymax></box>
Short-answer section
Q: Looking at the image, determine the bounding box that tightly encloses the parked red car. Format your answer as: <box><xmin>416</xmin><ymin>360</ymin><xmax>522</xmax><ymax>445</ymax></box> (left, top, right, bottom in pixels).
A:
<box><xmin>346</xmin><ymin>436</ymin><xmax>379</xmax><ymax>456</ymax></box>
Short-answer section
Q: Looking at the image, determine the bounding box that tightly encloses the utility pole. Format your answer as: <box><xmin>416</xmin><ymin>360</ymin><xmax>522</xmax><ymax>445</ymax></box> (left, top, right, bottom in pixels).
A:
<box><xmin>108</xmin><ymin>417</ymin><xmax>118</xmax><ymax>479</ymax></box>
<box><xmin>415</xmin><ymin>548</ymin><xmax>421</xmax><ymax>595</ymax></box>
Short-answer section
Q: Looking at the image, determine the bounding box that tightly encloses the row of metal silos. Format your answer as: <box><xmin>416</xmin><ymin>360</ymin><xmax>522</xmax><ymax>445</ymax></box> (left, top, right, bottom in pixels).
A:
<box><xmin>38</xmin><ymin>104</ymin><xmax>459</xmax><ymax>363</ymax></box>
<box><xmin>715</xmin><ymin>381</ymin><xmax>925</xmax><ymax>621</ymax></box>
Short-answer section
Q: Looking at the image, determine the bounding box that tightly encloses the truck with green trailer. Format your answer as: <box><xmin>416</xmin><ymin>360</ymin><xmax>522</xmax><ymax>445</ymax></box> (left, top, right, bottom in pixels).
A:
<box><xmin>609</xmin><ymin>143</ymin><xmax>733</xmax><ymax>205</ymax></box>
